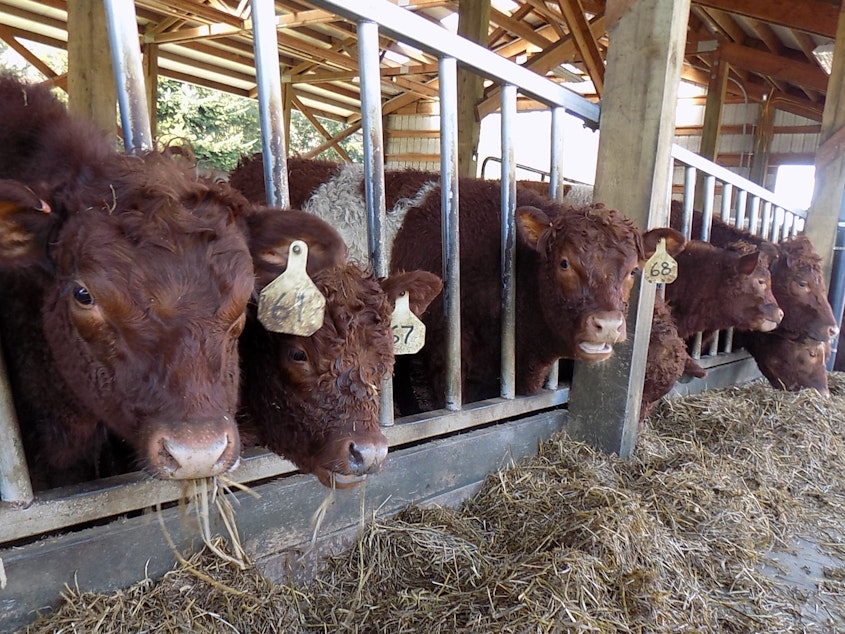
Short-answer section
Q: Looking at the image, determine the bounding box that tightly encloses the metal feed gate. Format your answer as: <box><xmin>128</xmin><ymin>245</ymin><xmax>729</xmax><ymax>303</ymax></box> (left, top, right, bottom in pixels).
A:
<box><xmin>0</xmin><ymin>0</ymin><xmax>606</xmax><ymax>627</ymax></box>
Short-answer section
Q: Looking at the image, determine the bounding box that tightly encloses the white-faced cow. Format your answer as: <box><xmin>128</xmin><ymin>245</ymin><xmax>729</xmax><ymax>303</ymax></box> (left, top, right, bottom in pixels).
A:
<box><xmin>230</xmin><ymin>154</ymin><xmax>685</xmax><ymax>411</ymax></box>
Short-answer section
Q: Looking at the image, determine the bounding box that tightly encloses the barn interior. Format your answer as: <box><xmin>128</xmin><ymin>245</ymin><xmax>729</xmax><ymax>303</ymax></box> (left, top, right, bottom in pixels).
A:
<box><xmin>2</xmin><ymin>0</ymin><xmax>845</xmax><ymax>630</ymax></box>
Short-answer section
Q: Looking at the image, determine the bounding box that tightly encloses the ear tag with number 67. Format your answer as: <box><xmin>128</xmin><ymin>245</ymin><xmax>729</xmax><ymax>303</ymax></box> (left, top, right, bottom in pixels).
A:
<box><xmin>390</xmin><ymin>291</ymin><xmax>426</xmax><ymax>355</ymax></box>
<box><xmin>643</xmin><ymin>237</ymin><xmax>678</xmax><ymax>284</ymax></box>
<box><xmin>257</xmin><ymin>240</ymin><xmax>326</xmax><ymax>336</ymax></box>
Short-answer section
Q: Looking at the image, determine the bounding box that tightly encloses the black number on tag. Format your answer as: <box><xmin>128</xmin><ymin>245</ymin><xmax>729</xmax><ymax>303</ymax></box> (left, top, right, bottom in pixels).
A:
<box><xmin>650</xmin><ymin>261</ymin><xmax>674</xmax><ymax>278</ymax></box>
<box><xmin>392</xmin><ymin>324</ymin><xmax>414</xmax><ymax>345</ymax></box>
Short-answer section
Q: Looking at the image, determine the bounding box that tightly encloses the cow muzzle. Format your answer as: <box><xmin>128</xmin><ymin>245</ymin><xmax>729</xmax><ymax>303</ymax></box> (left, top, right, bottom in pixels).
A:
<box><xmin>316</xmin><ymin>429</ymin><xmax>389</xmax><ymax>489</ymax></box>
<box><xmin>579</xmin><ymin>311</ymin><xmax>626</xmax><ymax>358</ymax></box>
<box><xmin>148</xmin><ymin>417</ymin><xmax>241</xmax><ymax>480</ymax></box>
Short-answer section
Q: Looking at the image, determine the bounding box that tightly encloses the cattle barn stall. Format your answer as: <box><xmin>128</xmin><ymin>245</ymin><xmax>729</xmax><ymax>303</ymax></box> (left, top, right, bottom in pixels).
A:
<box><xmin>0</xmin><ymin>0</ymin><xmax>843</xmax><ymax>629</ymax></box>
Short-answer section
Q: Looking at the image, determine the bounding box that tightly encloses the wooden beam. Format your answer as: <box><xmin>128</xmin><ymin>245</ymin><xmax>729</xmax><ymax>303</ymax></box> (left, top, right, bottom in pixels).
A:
<box><xmin>489</xmin><ymin>6</ymin><xmax>554</xmax><ymax>51</ymax></box>
<box><xmin>719</xmin><ymin>41</ymin><xmax>830</xmax><ymax>94</ymax></box>
<box><xmin>557</xmin><ymin>0</ymin><xmax>605</xmax><ymax>97</ymax></box>
<box><xmin>806</xmin><ymin>2</ymin><xmax>845</xmax><ymax>287</ymax></box>
<box><xmin>142</xmin><ymin>42</ymin><xmax>159</xmax><ymax>138</ymax></box>
<box><xmin>692</xmin><ymin>0</ymin><xmax>838</xmax><ymax>38</ymax></box>
<box><xmin>291</xmin><ymin>94</ymin><xmax>351</xmax><ymax>162</ymax></box>
<box><xmin>0</xmin><ymin>25</ymin><xmax>60</xmax><ymax>81</ymax></box>
<box><xmin>457</xmin><ymin>0</ymin><xmax>490</xmax><ymax>178</ymax></box>
<box><xmin>749</xmin><ymin>97</ymin><xmax>775</xmax><ymax>185</ymax></box>
<box><xmin>567</xmin><ymin>0</ymin><xmax>691</xmax><ymax>457</ymax></box>
<box><xmin>699</xmin><ymin>45</ymin><xmax>729</xmax><ymax>161</ymax></box>
<box><xmin>66</xmin><ymin>0</ymin><xmax>116</xmax><ymax>138</ymax></box>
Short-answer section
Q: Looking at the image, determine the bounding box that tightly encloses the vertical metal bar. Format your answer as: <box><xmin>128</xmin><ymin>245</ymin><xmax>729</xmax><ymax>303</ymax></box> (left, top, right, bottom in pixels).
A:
<box><xmin>103</xmin><ymin>0</ymin><xmax>152</xmax><ymax>152</ymax></box>
<box><xmin>544</xmin><ymin>107</ymin><xmax>566</xmax><ymax>390</ymax></box>
<box><xmin>682</xmin><ymin>166</ymin><xmax>696</xmax><ymax>238</ymax></box>
<box><xmin>707</xmin><ymin>330</ymin><xmax>719</xmax><ymax>357</ymax></box>
<box><xmin>691</xmin><ymin>331</ymin><xmax>703</xmax><ymax>359</ymax></box>
<box><xmin>250</xmin><ymin>0</ymin><xmax>289</xmax><ymax>208</ymax></box>
<box><xmin>720</xmin><ymin>182</ymin><xmax>733</xmax><ymax>222</ymax></box>
<box><xmin>439</xmin><ymin>56</ymin><xmax>462</xmax><ymax>411</ymax></box>
<box><xmin>0</xmin><ymin>331</ymin><xmax>33</xmax><ymax>504</ymax></box>
<box><xmin>357</xmin><ymin>20</ymin><xmax>393</xmax><ymax>424</ymax></box>
<box><xmin>500</xmin><ymin>84</ymin><xmax>518</xmax><ymax>400</ymax></box>
<box><xmin>735</xmin><ymin>189</ymin><xmax>748</xmax><ymax>230</ymax></box>
<box><xmin>748</xmin><ymin>195</ymin><xmax>761</xmax><ymax>236</ymax></box>
<box><xmin>699</xmin><ymin>174</ymin><xmax>715</xmax><ymax>241</ymax></box>
<box><xmin>761</xmin><ymin>201</ymin><xmax>772</xmax><ymax>241</ymax></box>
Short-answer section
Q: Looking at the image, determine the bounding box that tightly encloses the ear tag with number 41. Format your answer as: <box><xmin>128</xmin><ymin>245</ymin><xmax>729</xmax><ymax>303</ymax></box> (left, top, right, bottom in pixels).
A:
<box><xmin>390</xmin><ymin>291</ymin><xmax>426</xmax><ymax>355</ymax></box>
<box><xmin>643</xmin><ymin>237</ymin><xmax>678</xmax><ymax>284</ymax></box>
<box><xmin>258</xmin><ymin>240</ymin><xmax>326</xmax><ymax>336</ymax></box>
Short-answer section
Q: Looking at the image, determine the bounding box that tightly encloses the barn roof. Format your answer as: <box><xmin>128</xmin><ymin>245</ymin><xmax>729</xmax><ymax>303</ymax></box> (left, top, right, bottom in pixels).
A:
<box><xmin>0</xmin><ymin>0</ymin><xmax>836</xmax><ymax>168</ymax></box>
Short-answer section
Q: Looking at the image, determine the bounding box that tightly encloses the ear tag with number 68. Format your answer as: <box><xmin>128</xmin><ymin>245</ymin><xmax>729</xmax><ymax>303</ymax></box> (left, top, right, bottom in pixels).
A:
<box><xmin>390</xmin><ymin>291</ymin><xmax>426</xmax><ymax>355</ymax></box>
<box><xmin>258</xmin><ymin>240</ymin><xmax>326</xmax><ymax>336</ymax></box>
<box><xmin>643</xmin><ymin>237</ymin><xmax>678</xmax><ymax>284</ymax></box>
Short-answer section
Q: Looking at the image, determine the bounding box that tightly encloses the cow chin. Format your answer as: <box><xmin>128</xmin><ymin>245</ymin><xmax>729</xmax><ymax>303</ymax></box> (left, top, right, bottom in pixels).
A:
<box><xmin>756</xmin><ymin>319</ymin><xmax>781</xmax><ymax>333</ymax></box>
<box><xmin>314</xmin><ymin>467</ymin><xmax>369</xmax><ymax>489</ymax></box>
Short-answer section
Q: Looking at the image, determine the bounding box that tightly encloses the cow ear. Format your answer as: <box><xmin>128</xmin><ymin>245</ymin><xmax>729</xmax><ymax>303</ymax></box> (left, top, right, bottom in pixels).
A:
<box><xmin>245</xmin><ymin>206</ymin><xmax>348</xmax><ymax>290</ymax></box>
<box><xmin>736</xmin><ymin>250</ymin><xmax>761</xmax><ymax>275</ymax></box>
<box><xmin>381</xmin><ymin>271</ymin><xmax>443</xmax><ymax>316</ymax></box>
<box><xmin>515</xmin><ymin>206</ymin><xmax>552</xmax><ymax>251</ymax></box>
<box><xmin>642</xmin><ymin>227</ymin><xmax>686</xmax><ymax>258</ymax></box>
<box><xmin>0</xmin><ymin>179</ymin><xmax>58</xmax><ymax>270</ymax></box>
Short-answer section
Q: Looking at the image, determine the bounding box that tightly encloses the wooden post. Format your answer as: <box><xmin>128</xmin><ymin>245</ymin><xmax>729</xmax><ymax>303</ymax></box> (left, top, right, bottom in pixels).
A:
<box><xmin>457</xmin><ymin>0</ymin><xmax>490</xmax><ymax>178</ymax></box>
<box><xmin>805</xmin><ymin>2</ymin><xmax>845</xmax><ymax>287</ymax></box>
<box><xmin>566</xmin><ymin>0</ymin><xmax>690</xmax><ymax>458</ymax></box>
<box><xmin>696</xmin><ymin>44</ymin><xmax>729</xmax><ymax>208</ymax></box>
<box><xmin>142</xmin><ymin>41</ymin><xmax>158</xmax><ymax>139</ymax></box>
<box><xmin>749</xmin><ymin>97</ymin><xmax>774</xmax><ymax>187</ymax></box>
<box><xmin>66</xmin><ymin>0</ymin><xmax>116</xmax><ymax>137</ymax></box>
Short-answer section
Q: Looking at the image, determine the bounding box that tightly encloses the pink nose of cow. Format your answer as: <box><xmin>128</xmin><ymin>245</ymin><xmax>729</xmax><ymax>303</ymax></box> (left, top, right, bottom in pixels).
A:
<box><xmin>347</xmin><ymin>438</ymin><xmax>388</xmax><ymax>476</ymax></box>
<box><xmin>150</xmin><ymin>423</ymin><xmax>239</xmax><ymax>479</ymax></box>
<box><xmin>586</xmin><ymin>311</ymin><xmax>625</xmax><ymax>343</ymax></box>
<box><xmin>830</xmin><ymin>325</ymin><xmax>840</xmax><ymax>341</ymax></box>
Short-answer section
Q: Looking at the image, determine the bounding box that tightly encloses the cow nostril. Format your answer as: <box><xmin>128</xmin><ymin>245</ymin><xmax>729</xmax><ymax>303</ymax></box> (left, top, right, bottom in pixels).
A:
<box><xmin>831</xmin><ymin>326</ymin><xmax>840</xmax><ymax>340</ymax></box>
<box><xmin>157</xmin><ymin>433</ymin><xmax>232</xmax><ymax>479</ymax></box>
<box><xmin>347</xmin><ymin>440</ymin><xmax>388</xmax><ymax>476</ymax></box>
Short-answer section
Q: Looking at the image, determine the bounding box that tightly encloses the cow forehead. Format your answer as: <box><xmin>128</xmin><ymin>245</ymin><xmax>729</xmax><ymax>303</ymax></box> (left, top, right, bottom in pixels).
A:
<box><xmin>56</xmin><ymin>209</ymin><xmax>254</xmax><ymax>318</ymax></box>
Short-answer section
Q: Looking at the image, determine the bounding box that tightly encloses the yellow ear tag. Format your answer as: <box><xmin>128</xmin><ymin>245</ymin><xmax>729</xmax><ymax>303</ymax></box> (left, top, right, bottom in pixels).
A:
<box><xmin>644</xmin><ymin>237</ymin><xmax>678</xmax><ymax>284</ymax></box>
<box><xmin>257</xmin><ymin>240</ymin><xmax>326</xmax><ymax>336</ymax></box>
<box><xmin>390</xmin><ymin>291</ymin><xmax>426</xmax><ymax>355</ymax></box>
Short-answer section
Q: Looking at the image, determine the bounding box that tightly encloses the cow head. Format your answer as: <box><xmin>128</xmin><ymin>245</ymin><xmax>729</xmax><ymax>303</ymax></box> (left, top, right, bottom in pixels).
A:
<box><xmin>747</xmin><ymin>332</ymin><xmax>829</xmax><ymax>396</ymax></box>
<box><xmin>771</xmin><ymin>237</ymin><xmax>838</xmax><ymax>343</ymax></box>
<box><xmin>516</xmin><ymin>203</ymin><xmax>685</xmax><ymax>361</ymax></box>
<box><xmin>241</xmin><ymin>210</ymin><xmax>442</xmax><ymax>488</ymax></box>
<box><xmin>723</xmin><ymin>243</ymin><xmax>784</xmax><ymax>333</ymax></box>
<box><xmin>0</xmin><ymin>160</ymin><xmax>287</xmax><ymax>482</ymax></box>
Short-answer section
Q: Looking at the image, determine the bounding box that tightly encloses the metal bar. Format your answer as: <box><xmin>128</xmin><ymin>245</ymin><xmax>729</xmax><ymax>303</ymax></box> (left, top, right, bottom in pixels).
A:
<box><xmin>720</xmin><ymin>182</ymin><xmax>733</xmax><ymax>222</ymax></box>
<box><xmin>699</xmin><ymin>174</ymin><xmax>716</xmax><ymax>241</ymax></box>
<box><xmin>103</xmin><ymin>0</ymin><xmax>152</xmax><ymax>152</ymax></box>
<box><xmin>682</xmin><ymin>166</ymin><xmax>696</xmax><ymax>238</ymax></box>
<box><xmin>439</xmin><ymin>56</ymin><xmax>462</xmax><ymax>411</ymax></box>
<box><xmin>250</xmin><ymin>0</ymin><xmax>289</xmax><ymax>208</ymax></box>
<box><xmin>500</xmin><ymin>84</ymin><xmax>517</xmax><ymax>400</ymax></box>
<box><xmin>735</xmin><ymin>189</ymin><xmax>748</xmax><ymax>230</ymax></box>
<box><xmin>308</xmin><ymin>0</ymin><xmax>600</xmax><ymax>125</ymax></box>
<box><xmin>0</xmin><ymin>330</ymin><xmax>33</xmax><ymax>505</ymax></box>
<box><xmin>356</xmin><ymin>19</ymin><xmax>393</xmax><ymax>426</ymax></box>
<box><xmin>761</xmin><ymin>201</ymin><xmax>772</xmax><ymax>240</ymax></box>
<box><xmin>544</xmin><ymin>107</ymin><xmax>566</xmax><ymax>391</ymax></box>
<box><xmin>748</xmin><ymin>195</ymin><xmax>761</xmax><ymax>236</ymax></box>
<box><xmin>671</xmin><ymin>144</ymin><xmax>806</xmax><ymax>220</ymax></box>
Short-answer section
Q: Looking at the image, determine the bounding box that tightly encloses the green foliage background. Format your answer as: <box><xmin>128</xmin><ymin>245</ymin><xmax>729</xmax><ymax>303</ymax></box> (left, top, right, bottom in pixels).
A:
<box><xmin>0</xmin><ymin>41</ymin><xmax>363</xmax><ymax>172</ymax></box>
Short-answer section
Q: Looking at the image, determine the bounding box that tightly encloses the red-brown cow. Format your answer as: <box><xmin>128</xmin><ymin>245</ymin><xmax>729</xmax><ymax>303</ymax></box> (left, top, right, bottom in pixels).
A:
<box><xmin>0</xmin><ymin>75</ymin><xmax>356</xmax><ymax>489</ymax></box>
<box><xmin>672</xmin><ymin>201</ymin><xmax>837</xmax><ymax>390</ymax></box>
<box><xmin>664</xmin><ymin>240</ymin><xmax>783</xmax><ymax>340</ymax></box>
<box><xmin>738</xmin><ymin>331</ymin><xmax>829</xmax><ymax>396</ymax></box>
<box><xmin>230</xmin><ymin>154</ymin><xmax>685</xmax><ymax>409</ymax></box>
<box><xmin>237</xmin><ymin>209</ymin><xmax>442</xmax><ymax>487</ymax></box>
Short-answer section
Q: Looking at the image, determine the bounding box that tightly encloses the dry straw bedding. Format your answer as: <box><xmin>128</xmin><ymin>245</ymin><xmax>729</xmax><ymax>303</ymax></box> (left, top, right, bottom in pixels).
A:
<box><xmin>21</xmin><ymin>375</ymin><xmax>845</xmax><ymax>633</ymax></box>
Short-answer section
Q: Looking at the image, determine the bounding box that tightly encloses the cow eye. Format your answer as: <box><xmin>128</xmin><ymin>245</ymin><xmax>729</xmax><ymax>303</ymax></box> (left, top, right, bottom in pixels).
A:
<box><xmin>797</xmin><ymin>280</ymin><xmax>809</xmax><ymax>289</ymax></box>
<box><xmin>631</xmin><ymin>267</ymin><xmax>640</xmax><ymax>278</ymax></box>
<box><xmin>289</xmin><ymin>348</ymin><xmax>307</xmax><ymax>363</ymax></box>
<box><xmin>559</xmin><ymin>259</ymin><xmax>570</xmax><ymax>270</ymax></box>
<box><xmin>72</xmin><ymin>284</ymin><xmax>94</xmax><ymax>306</ymax></box>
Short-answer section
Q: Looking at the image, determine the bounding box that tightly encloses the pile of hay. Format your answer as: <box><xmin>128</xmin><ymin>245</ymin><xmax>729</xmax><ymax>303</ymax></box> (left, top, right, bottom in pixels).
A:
<box><xmin>21</xmin><ymin>376</ymin><xmax>845</xmax><ymax>633</ymax></box>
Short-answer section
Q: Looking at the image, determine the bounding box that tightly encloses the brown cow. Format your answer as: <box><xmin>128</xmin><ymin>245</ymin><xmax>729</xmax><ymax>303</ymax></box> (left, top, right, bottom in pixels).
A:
<box><xmin>664</xmin><ymin>240</ymin><xmax>783</xmax><ymax>340</ymax></box>
<box><xmin>236</xmin><ymin>210</ymin><xmax>442</xmax><ymax>487</ymax></box>
<box><xmin>230</xmin><ymin>154</ymin><xmax>685</xmax><ymax>409</ymax></box>
<box><xmin>0</xmin><ymin>75</ymin><xmax>367</xmax><ymax>489</ymax></box>
<box><xmin>737</xmin><ymin>331</ymin><xmax>830</xmax><ymax>396</ymax></box>
<box><xmin>671</xmin><ymin>201</ymin><xmax>837</xmax><ymax>391</ymax></box>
